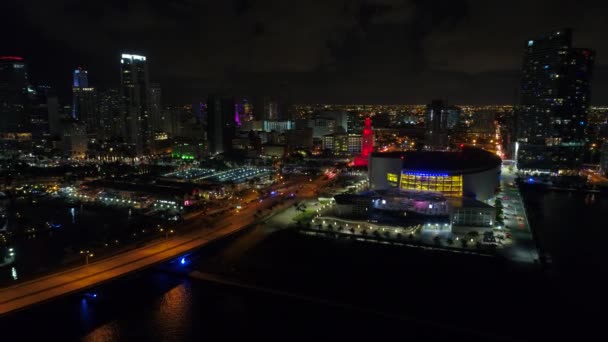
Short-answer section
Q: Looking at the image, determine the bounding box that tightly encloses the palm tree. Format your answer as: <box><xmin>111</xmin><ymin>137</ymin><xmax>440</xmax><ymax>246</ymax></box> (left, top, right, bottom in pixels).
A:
<box><xmin>466</xmin><ymin>231</ymin><xmax>479</xmax><ymax>240</ymax></box>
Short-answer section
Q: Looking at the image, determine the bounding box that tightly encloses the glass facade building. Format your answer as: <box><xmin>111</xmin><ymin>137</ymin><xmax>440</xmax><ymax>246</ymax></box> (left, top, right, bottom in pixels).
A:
<box><xmin>399</xmin><ymin>172</ymin><xmax>463</xmax><ymax>197</ymax></box>
<box><xmin>516</xmin><ymin>29</ymin><xmax>595</xmax><ymax>170</ymax></box>
<box><xmin>120</xmin><ymin>54</ymin><xmax>150</xmax><ymax>155</ymax></box>
<box><xmin>0</xmin><ymin>56</ymin><xmax>28</xmax><ymax>133</ymax></box>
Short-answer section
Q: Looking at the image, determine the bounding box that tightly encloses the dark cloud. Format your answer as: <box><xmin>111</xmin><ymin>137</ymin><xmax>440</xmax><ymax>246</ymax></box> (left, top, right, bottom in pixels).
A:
<box><xmin>2</xmin><ymin>0</ymin><xmax>608</xmax><ymax>104</ymax></box>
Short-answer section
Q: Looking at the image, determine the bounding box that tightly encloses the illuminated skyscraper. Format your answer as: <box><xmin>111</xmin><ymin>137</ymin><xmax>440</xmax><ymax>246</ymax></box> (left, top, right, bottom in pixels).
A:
<box><xmin>354</xmin><ymin>117</ymin><xmax>374</xmax><ymax>166</ymax></box>
<box><xmin>0</xmin><ymin>56</ymin><xmax>28</xmax><ymax>133</ymax></box>
<box><xmin>98</xmin><ymin>88</ymin><xmax>122</xmax><ymax>138</ymax></box>
<box><xmin>361</xmin><ymin>117</ymin><xmax>374</xmax><ymax>158</ymax></box>
<box><xmin>120</xmin><ymin>53</ymin><xmax>150</xmax><ymax>155</ymax></box>
<box><xmin>243</xmin><ymin>98</ymin><xmax>253</xmax><ymax>121</ymax></box>
<box><xmin>71</xmin><ymin>68</ymin><xmax>98</xmax><ymax>132</ymax></box>
<box><xmin>73</xmin><ymin>68</ymin><xmax>88</xmax><ymax>88</ymax></box>
<box><xmin>516</xmin><ymin>29</ymin><xmax>594</xmax><ymax>170</ymax></box>
<box><xmin>446</xmin><ymin>105</ymin><xmax>461</xmax><ymax>129</ymax></box>
<box><xmin>263</xmin><ymin>96</ymin><xmax>279</xmax><ymax>120</ymax></box>
<box><xmin>424</xmin><ymin>100</ymin><xmax>449</xmax><ymax>150</ymax></box>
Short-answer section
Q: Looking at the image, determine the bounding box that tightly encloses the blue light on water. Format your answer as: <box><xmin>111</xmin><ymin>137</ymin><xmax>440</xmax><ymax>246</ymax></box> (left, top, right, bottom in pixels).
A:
<box><xmin>84</xmin><ymin>292</ymin><xmax>98</xmax><ymax>299</ymax></box>
<box><xmin>529</xmin><ymin>178</ymin><xmax>534</xmax><ymax>183</ymax></box>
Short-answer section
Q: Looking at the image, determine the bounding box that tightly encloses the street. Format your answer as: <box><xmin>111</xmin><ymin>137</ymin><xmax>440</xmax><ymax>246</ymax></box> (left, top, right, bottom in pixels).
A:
<box><xmin>496</xmin><ymin>161</ymin><xmax>539</xmax><ymax>264</ymax></box>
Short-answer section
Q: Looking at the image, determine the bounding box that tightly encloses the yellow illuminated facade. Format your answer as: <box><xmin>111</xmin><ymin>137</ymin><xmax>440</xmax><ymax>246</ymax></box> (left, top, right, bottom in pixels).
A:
<box><xmin>387</xmin><ymin>173</ymin><xmax>399</xmax><ymax>186</ymax></box>
<box><xmin>399</xmin><ymin>172</ymin><xmax>463</xmax><ymax>197</ymax></box>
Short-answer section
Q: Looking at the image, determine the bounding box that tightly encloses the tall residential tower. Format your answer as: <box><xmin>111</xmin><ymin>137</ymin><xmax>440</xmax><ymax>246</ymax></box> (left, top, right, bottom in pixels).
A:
<box><xmin>516</xmin><ymin>29</ymin><xmax>594</xmax><ymax>170</ymax></box>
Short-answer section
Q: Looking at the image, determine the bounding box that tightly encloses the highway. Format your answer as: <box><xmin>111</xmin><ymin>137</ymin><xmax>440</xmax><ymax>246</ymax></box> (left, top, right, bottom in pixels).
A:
<box><xmin>0</xmin><ymin>176</ymin><xmax>325</xmax><ymax>316</ymax></box>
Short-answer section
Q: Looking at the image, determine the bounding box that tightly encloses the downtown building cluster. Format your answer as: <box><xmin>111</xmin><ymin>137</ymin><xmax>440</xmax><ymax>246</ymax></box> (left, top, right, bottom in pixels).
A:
<box><xmin>0</xmin><ymin>53</ymin><xmax>301</xmax><ymax>161</ymax></box>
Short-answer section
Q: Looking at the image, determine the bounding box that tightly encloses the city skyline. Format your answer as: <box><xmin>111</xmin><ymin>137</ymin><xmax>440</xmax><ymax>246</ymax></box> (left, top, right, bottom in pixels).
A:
<box><xmin>3</xmin><ymin>1</ymin><xmax>608</xmax><ymax>104</ymax></box>
<box><xmin>2</xmin><ymin>2</ymin><xmax>608</xmax><ymax>340</ymax></box>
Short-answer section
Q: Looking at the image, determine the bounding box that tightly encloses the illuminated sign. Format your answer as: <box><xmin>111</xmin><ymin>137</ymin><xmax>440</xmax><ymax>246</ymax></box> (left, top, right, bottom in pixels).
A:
<box><xmin>404</xmin><ymin>172</ymin><xmax>449</xmax><ymax>177</ymax></box>
<box><xmin>121</xmin><ymin>54</ymin><xmax>146</xmax><ymax>61</ymax></box>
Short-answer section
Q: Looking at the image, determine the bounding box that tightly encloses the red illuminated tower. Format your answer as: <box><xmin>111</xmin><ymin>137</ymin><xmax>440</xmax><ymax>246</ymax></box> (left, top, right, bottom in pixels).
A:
<box><xmin>354</xmin><ymin>117</ymin><xmax>374</xmax><ymax>166</ymax></box>
<box><xmin>361</xmin><ymin>117</ymin><xmax>374</xmax><ymax>157</ymax></box>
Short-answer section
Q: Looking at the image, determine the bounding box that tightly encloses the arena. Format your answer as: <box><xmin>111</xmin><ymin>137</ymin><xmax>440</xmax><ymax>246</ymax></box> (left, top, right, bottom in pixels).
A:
<box><xmin>368</xmin><ymin>147</ymin><xmax>502</xmax><ymax>201</ymax></box>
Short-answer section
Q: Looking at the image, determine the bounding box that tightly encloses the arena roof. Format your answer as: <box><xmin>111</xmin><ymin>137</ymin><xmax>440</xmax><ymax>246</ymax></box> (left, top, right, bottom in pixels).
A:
<box><xmin>371</xmin><ymin>147</ymin><xmax>501</xmax><ymax>173</ymax></box>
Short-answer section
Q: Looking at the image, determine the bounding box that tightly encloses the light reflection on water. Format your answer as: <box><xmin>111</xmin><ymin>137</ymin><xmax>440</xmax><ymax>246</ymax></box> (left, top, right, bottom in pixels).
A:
<box><xmin>83</xmin><ymin>321</ymin><xmax>121</xmax><ymax>342</ymax></box>
<box><xmin>154</xmin><ymin>282</ymin><xmax>192</xmax><ymax>338</ymax></box>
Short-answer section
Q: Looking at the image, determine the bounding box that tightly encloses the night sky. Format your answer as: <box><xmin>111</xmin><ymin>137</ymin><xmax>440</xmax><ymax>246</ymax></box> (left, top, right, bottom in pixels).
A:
<box><xmin>3</xmin><ymin>0</ymin><xmax>608</xmax><ymax>105</ymax></box>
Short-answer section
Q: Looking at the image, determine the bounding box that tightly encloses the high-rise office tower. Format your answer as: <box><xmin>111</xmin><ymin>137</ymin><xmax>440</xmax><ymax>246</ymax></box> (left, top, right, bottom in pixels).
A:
<box><xmin>264</xmin><ymin>96</ymin><xmax>279</xmax><ymax>120</ymax></box>
<box><xmin>425</xmin><ymin>100</ymin><xmax>449</xmax><ymax>150</ymax></box>
<box><xmin>73</xmin><ymin>67</ymin><xmax>88</xmax><ymax>88</ymax></box>
<box><xmin>206</xmin><ymin>95</ymin><xmax>236</xmax><ymax>154</ymax></box>
<box><xmin>471</xmin><ymin>110</ymin><xmax>495</xmax><ymax>134</ymax></box>
<box><xmin>98</xmin><ymin>88</ymin><xmax>122</xmax><ymax>139</ymax></box>
<box><xmin>0</xmin><ymin>56</ymin><xmax>29</xmax><ymax>133</ymax></box>
<box><xmin>71</xmin><ymin>68</ymin><xmax>98</xmax><ymax>132</ymax></box>
<box><xmin>318</xmin><ymin>111</ymin><xmax>349</xmax><ymax>132</ymax></box>
<box><xmin>28</xmin><ymin>85</ymin><xmax>52</xmax><ymax>138</ymax></box>
<box><xmin>120</xmin><ymin>53</ymin><xmax>150</xmax><ymax>155</ymax></box>
<box><xmin>47</xmin><ymin>94</ymin><xmax>61</xmax><ymax>137</ymax></box>
<box><xmin>62</xmin><ymin>119</ymin><xmax>88</xmax><ymax>158</ymax></box>
<box><xmin>243</xmin><ymin>97</ymin><xmax>253</xmax><ymax>121</ymax></box>
<box><xmin>149</xmin><ymin>83</ymin><xmax>162</xmax><ymax>133</ymax></box>
<box><xmin>516</xmin><ymin>29</ymin><xmax>594</xmax><ymax>170</ymax></box>
<box><xmin>234</xmin><ymin>99</ymin><xmax>245</xmax><ymax>127</ymax></box>
<box><xmin>446</xmin><ymin>105</ymin><xmax>461</xmax><ymax>129</ymax></box>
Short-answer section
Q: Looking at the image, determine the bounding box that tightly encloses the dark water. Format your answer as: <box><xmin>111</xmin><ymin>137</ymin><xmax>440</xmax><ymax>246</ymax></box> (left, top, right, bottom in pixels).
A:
<box><xmin>0</xmin><ymin>198</ymin><xmax>161</xmax><ymax>285</ymax></box>
<box><xmin>522</xmin><ymin>187</ymin><xmax>608</xmax><ymax>276</ymax></box>
<box><xmin>2</xmin><ymin>191</ymin><xmax>608</xmax><ymax>341</ymax></box>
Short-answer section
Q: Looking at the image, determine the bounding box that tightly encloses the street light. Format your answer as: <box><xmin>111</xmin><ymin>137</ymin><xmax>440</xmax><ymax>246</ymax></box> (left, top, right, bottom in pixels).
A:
<box><xmin>80</xmin><ymin>250</ymin><xmax>94</xmax><ymax>265</ymax></box>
